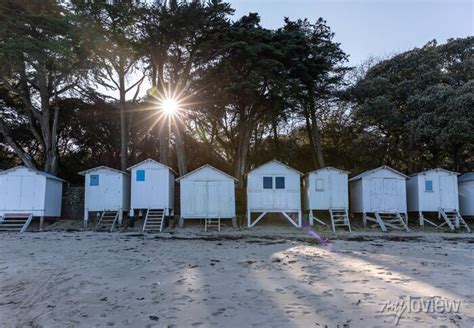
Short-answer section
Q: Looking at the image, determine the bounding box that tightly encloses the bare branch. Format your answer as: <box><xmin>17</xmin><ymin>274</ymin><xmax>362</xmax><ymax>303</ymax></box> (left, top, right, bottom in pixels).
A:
<box><xmin>126</xmin><ymin>73</ymin><xmax>146</xmax><ymax>94</ymax></box>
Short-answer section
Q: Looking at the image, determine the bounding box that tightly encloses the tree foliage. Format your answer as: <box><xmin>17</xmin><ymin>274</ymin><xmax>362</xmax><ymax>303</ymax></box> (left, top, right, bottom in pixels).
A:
<box><xmin>0</xmin><ymin>0</ymin><xmax>93</xmax><ymax>174</ymax></box>
<box><xmin>352</xmin><ymin>37</ymin><xmax>474</xmax><ymax>172</ymax></box>
<box><xmin>0</xmin><ymin>0</ymin><xmax>472</xmax><ymax>184</ymax></box>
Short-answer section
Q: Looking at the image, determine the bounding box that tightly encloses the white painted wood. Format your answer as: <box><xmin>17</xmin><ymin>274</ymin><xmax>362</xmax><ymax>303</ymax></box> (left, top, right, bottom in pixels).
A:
<box><xmin>79</xmin><ymin>166</ymin><xmax>130</xmax><ymax>225</ymax></box>
<box><xmin>247</xmin><ymin>160</ymin><xmax>302</xmax><ymax>212</ymax></box>
<box><xmin>458</xmin><ymin>173</ymin><xmax>474</xmax><ymax>216</ymax></box>
<box><xmin>304</xmin><ymin>167</ymin><xmax>348</xmax><ymax>211</ymax></box>
<box><xmin>0</xmin><ymin>166</ymin><xmax>63</xmax><ymax>217</ymax></box>
<box><xmin>349</xmin><ymin>166</ymin><xmax>407</xmax><ymax>214</ymax></box>
<box><xmin>247</xmin><ymin>160</ymin><xmax>302</xmax><ymax>227</ymax></box>
<box><xmin>177</xmin><ymin>165</ymin><xmax>236</xmax><ymax>219</ymax></box>
<box><xmin>128</xmin><ymin>159</ymin><xmax>175</xmax><ymax>216</ymax></box>
<box><xmin>407</xmin><ymin>169</ymin><xmax>459</xmax><ymax>213</ymax></box>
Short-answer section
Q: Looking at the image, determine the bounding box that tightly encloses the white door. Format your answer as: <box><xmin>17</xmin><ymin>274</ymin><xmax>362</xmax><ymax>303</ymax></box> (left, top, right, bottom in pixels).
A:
<box><xmin>20</xmin><ymin>176</ymin><xmax>36</xmax><ymax>211</ymax></box>
<box><xmin>440</xmin><ymin>176</ymin><xmax>456</xmax><ymax>210</ymax></box>
<box><xmin>330</xmin><ymin>174</ymin><xmax>347</xmax><ymax>208</ymax></box>
<box><xmin>207</xmin><ymin>182</ymin><xmax>220</xmax><ymax>217</ymax></box>
<box><xmin>149</xmin><ymin>169</ymin><xmax>166</xmax><ymax>208</ymax></box>
<box><xmin>369</xmin><ymin>178</ymin><xmax>383</xmax><ymax>212</ymax></box>
<box><xmin>263</xmin><ymin>190</ymin><xmax>274</xmax><ymax>209</ymax></box>
<box><xmin>273</xmin><ymin>190</ymin><xmax>287</xmax><ymax>209</ymax></box>
<box><xmin>104</xmin><ymin>175</ymin><xmax>120</xmax><ymax>210</ymax></box>
<box><xmin>194</xmin><ymin>182</ymin><xmax>207</xmax><ymax>217</ymax></box>
<box><xmin>6</xmin><ymin>177</ymin><xmax>22</xmax><ymax>211</ymax></box>
<box><xmin>383</xmin><ymin>179</ymin><xmax>398</xmax><ymax>211</ymax></box>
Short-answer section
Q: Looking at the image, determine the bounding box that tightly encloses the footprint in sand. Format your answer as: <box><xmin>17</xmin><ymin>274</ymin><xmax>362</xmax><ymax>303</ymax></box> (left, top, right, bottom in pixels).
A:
<box><xmin>212</xmin><ymin>308</ymin><xmax>226</xmax><ymax>316</ymax></box>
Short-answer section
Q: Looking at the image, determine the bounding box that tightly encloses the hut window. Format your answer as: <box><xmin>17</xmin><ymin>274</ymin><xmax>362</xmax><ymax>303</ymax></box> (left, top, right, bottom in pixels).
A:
<box><xmin>90</xmin><ymin>175</ymin><xmax>99</xmax><ymax>186</ymax></box>
<box><xmin>275</xmin><ymin>177</ymin><xmax>285</xmax><ymax>189</ymax></box>
<box><xmin>136</xmin><ymin>170</ymin><xmax>145</xmax><ymax>182</ymax></box>
<box><xmin>425</xmin><ymin>180</ymin><xmax>433</xmax><ymax>192</ymax></box>
<box><xmin>315</xmin><ymin>179</ymin><xmax>324</xmax><ymax>191</ymax></box>
<box><xmin>263</xmin><ymin>176</ymin><xmax>273</xmax><ymax>189</ymax></box>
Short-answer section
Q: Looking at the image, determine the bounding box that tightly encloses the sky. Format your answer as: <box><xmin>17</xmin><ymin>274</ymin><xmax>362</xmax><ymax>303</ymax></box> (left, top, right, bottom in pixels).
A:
<box><xmin>230</xmin><ymin>0</ymin><xmax>473</xmax><ymax>66</ymax></box>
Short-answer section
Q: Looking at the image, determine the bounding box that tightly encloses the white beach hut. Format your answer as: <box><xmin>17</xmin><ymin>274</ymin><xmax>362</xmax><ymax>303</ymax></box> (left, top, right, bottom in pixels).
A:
<box><xmin>304</xmin><ymin>167</ymin><xmax>351</xmax><ymax>232</ymax></box>
<box><xmin>349</xmin><ymin>166</ymin><xmax>409</xmax><ymax>231</ymax></box>
<box><xmin>407</xmin><ymin>168</ymin><xmax>469</xmax><ymax>231</ymax></box>
<box><xmin>458</xmin><ymin>173</ymin><xmax>474</xmax><ymax>218</ymax></box>
<box><xmin>79</xmin><ymin>166</ymin><xmax>130</xmax><ymax>231</ymax></box>
<box><xmin>128</xmin><ymin>159</ymin><xmax>176</xmax><ymax>232</ymax></box>
<box><xmin>247</xmin><ymin>160</ymin><xmax>302</xmax><ymax>228</ymax></box>
<box><xmin>0</xmin><ymin>166</ymin><xmax>64</xmax><ymax>232</ymax></box>
<box><xmin>176</xmin><ymin>165</ymin><xmax>237</xmax><ymax>230</ymax></box>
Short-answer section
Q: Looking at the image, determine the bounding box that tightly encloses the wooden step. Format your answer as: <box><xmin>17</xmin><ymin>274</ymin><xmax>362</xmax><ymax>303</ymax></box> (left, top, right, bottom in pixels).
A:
<box><xmin>371</xmin><ymin>212</ymin><xmax>408</xmax><ymax>232</ymax></box>
<box><xmin>95</xmin><ymin>211</ymin><xmax>119</xmax><ymax>232</ymax></box>
<box><xmin>205</xmin><ymin>218</ymin><xmax>221</xmax><ymax>232</ymax></box>
<box><xmin>143</xmin><ymin>209</ymin><xmax>165</xmax><ymax>233</ymax></box>
<box><xmin>329</xmin><ymin>208</ymin><xmax>351</xmax><ymax>232</ymax></box>
<box><xmin>0</xmin><ymin>213</ymin><xmax>33</xmax><ymax>233</ymax></box>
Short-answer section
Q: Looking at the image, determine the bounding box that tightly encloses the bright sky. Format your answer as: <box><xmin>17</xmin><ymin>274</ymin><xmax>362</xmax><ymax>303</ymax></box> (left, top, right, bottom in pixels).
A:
<box><xmin>230</xmin><ymin>0</ymin><xmax>474</xmax><ymax>66</ymax></box>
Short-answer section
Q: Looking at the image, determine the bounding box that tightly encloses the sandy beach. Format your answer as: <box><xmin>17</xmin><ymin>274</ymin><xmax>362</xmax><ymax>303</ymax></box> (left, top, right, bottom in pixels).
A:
<box><xmin>0</xmin><ymin>226</ymin><xmax>473</xmax><ymax>327</ymax></box>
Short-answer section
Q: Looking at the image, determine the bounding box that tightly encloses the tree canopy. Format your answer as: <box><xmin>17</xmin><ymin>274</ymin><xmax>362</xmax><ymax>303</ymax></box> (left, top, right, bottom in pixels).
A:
<box><xmin>0</xmin><ymin>0</ymin><xmax>472</xmax><ymax>184</ymax></box>
<box><xmin>352</xmin><ymin>37</ymin><xmax>474</xmax><ymax>172</ymax></box>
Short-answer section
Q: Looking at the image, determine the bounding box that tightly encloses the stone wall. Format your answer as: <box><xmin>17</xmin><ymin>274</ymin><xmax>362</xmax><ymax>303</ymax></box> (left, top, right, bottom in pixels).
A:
<box><xmin>61</xmin><ymin>186</ymin><xmax>84</xmax><ymax>220</ymax></box>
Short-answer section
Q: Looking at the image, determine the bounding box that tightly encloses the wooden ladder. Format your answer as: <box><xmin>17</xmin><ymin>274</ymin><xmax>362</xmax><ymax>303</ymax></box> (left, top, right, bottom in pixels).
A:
<box><xmin>373</xmin><ymin>212</ymin><xmax>409</xmax><ymax>232</ymax></box>
<box><xmin>143</xmin><ymin>209</ymin><xmax>165</xmax><ymax>233</ymax></box>
<box><xmin>95</xmin><ymin>211</ymin><xmax>119</xmax><ymax>232</ymax></box>
<box><xmin>0</xmin><ymin>213</ymin><xmax>33</xmax><ymax>233</ymax></box>
<box><xmin>205</xmin><ymin>217</ymin><xmax>221</xmax><ymax>232</ymax></box>
<box><xmin>329</xmin><ymin>208</ymin><xmax>351</xmax><ymax>232</ymax></box>
<box><xmin>440</xmin><ymin>209</ymin><xmax>471</xmax><ymax>232</ymax></box>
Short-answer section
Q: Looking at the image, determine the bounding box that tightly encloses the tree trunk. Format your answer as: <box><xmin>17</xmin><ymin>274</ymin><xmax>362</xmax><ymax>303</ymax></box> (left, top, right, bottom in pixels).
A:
<box><xmin>305</xmin><ymin>91</ymin><xmax>325</xmax><ymax>168</ymax></box>
<box><xmin>0</xmin><ymin>120</ymin><xmax>36</xmax><ymax>168</ymax></box>
<box><xmin>309</xmin><ymin>109</ymin><xmax>325</xmax><ymax>168</ymax></box>
<box><xmin>47</xmin><ymin>107</ymin><xmax>60</xmax><ymax>175</ymax></box>
<box><xmin>174</xmin><ymin>120</ymin><xmax>187</xmax><ymax>175</ymax></box>
<box><xmin>159</xmin><ymin>124</ymin><xmax>168</xmax><ymax>165</ymax></box>
<box><xmin>155</xmin><ymin>60</ymin><xmax>169</xmax><ymax>166</ymax></box>
<box><xmin>272</xmin><ymin>116</ymin><xmax>279</xmax><ymax>157</ymax></box>
<box><xmin>119</xmin><ymin>71</ymin><xmax>128</xmax><ymax>171</ymax></box>
<box><xmin>302</xmin><ymin>101</ymin><xmax>319</xmax><ymax>168</ymax></box>
<box><xmin>234</xmin><ymin>120</ymin><xmax>253</xmax><ymax>188</ymax></box>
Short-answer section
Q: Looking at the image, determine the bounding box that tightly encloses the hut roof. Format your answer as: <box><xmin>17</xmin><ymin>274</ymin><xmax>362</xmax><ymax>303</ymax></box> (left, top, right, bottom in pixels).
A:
<box><xmin>409</xmin><ymin>168</ymin><xmax>459</xmax><ymax>177</ymax></box>
<box><xmin>127</xmin><ymin>158</ymin><xmax>178</xmax><ymax>176</ymax></box>
<box><xmin>349</xmin><ymin>166</ymin><xmax>408</xmax><ymax>182</ymax></box>
<box><xmin>306</xmin><ymin>166</ymin><xmax>349</xmax><ymax>176</ymax></box>
<box><xmin>176</xmin><ymin>164</ymin><xmax>237</xmax><ymax>182</ymax></box>
<box><xmin>78</xmin><ymin>166</ymin><xmax>129</xmax><ymax>176</ymax></box>
<box><xmin>459</xmin><ymin>172</ymin><xmax>474</xmax><ymax>182</ymax></box>
<box><xmin>248</xmin><ymin>160</ymin><xmax>303</xmax><ymax>176</ymax></box>
<box><xmin>0</xmin><ymin>166</ymin><xmax>65</xmax><ymax>182</ymax></box>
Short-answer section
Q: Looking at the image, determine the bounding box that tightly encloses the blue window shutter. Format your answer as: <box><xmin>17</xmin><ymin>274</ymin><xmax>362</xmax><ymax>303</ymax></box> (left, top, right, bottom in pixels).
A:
<box><xmin>90</xmin><ymin>175</ymin><xmax>99</xmax><ymax>186</ymax></box>
<box><xmin>425</xmin><ymin>180</ymin><xmax>433</xmax><ymax>191</ymax></box>
<box><xmin>136</xmin><ymin>170</ymin><xmax>145</xmax><ymax>181</ymax></box>
<box><xmin>263</xmin><ymin>176</ymin><xmax>273</xmax><ymax>189</ymax></box>
<box><xmin>275</xmin><ymin>177</ymin><xmax>285</xmax><ymax>189</ymax></box>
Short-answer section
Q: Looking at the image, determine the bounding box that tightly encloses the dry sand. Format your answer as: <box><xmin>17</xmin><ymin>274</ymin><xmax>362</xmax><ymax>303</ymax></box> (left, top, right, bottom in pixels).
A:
<box><xmin>0</xmin><ymin>227</ymin><xmax>473</xmax><ymax>327</ymax></box>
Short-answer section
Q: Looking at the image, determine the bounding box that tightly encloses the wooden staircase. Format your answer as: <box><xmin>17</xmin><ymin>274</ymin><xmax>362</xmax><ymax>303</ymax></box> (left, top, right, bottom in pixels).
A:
<box><xmin>364</xmin><ymin>212</ymin><xmax>409</xmax><ymax>232</ymax></box>
<box><xmin>329</xmin><ymin>208</ymin><xmax>351</xmax><ymax>232</ymax></box>
<box><xmin>440</xmin><ymin>209</ymin><xmax>471</xmax><ymax>232</ymax></box>
<box><xmin>205</xmin><ymin>217</ymin><xmax>221</xmax><ymax>232</ymax></box>
<box><xmin>376</xmin><ymin>212</ymin><xmax>409</xmax><ymax>232</ymax></box>
<box><xmin>0</xmin><ymin>213</ymin><xmax>33</xmax><ymax>233</ymax></box>
<box><xmin>95</xmin><ymin>211</ymin><xmax>119</xmax><ymax>232</ymax></box>
<box><xmin>143</xmin><ymin>209</ymin><xmax>165</xmax><ymax>233</ymax></box>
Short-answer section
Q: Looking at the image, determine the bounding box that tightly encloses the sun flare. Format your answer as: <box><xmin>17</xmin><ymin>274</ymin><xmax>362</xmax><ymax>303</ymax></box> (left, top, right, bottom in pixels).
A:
<box><xmin>160</xmin><ymin>97</ymin><xmax>179</xmax><ymax>116</ymax></box>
